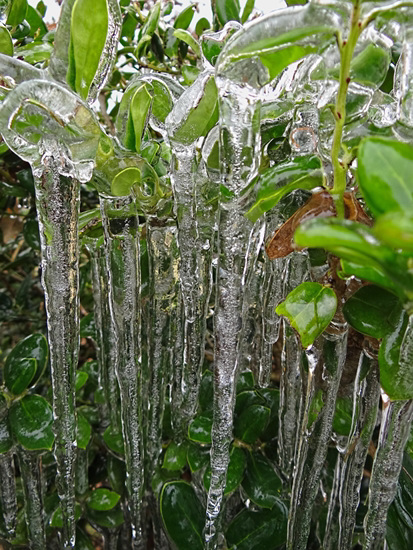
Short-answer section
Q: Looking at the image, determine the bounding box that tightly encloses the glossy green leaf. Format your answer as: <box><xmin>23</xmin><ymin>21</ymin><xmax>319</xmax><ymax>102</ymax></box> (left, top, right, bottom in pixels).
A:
<box><xmin>226</xmin><ymin>503</ymin><xmax>288</xmax><ymax>550</ymax></box>
<box><xmin>174</xmin><ymin>4</ymin><xmax>195</xmax><ymax>29</ymax></box>
<box><xmin>6</xmin><ymin>0</ymin><xmax>27</xmax><ymax>26</ymax></box>
<box><xmin>199</xmin><ymin>370</ymin><xmax>213</xmax><ymax>412</ymax></box>
<box><xmin>75</xmin><ymin>371</ymin><xmax>89</xmax><ymax>392</ymax></box>
<box><xmin>195</xmin><ymin>17</ymin><xmax>210</xmax><ymax>36</ymax></box>
<box><xmin>50</xmin><ymin>502</ymin><xmax>82</xmax><ymax>528</ymax></box>
<box><xmin>246</xmin><ymin>155</ymin><xmax>323</xmax><ymax>222</ymax></box>
<box><xmin>15</xmin><ymin>41</ymin><xmax>53</xmax><ymax>63</ymax></box>
<box><xmin>308</xmin><ymin>389</ymin><xmax>324</xmax><ymax>428</ymax></box>
<box><xmin>236</xmin><ymin>370</ymin><xmax>255</xmax><ymax>393</ymax></box>
<box><xmin>162</xmin><ymin>441</ymin><xmax>187</xmax><ymax>471</ymax></box>
<box><xmin>241</xmin><ymin>0</ymin><xmax>255</xmax><ymax>24</ymax></box>
<box><xmin>160</xmin><ymin>481</ymin><xmax>204</xmax><ymax>550</ymax></box>
<box><xmin>87</xmin><ymin>488</ymin><xmax>121</xmax><ymax>511</ymax></box>
<box><xmin>276</xmin><ymin>282</ymin><xmax>337</xmax><ymax>348</ymax></box>
<box><xmin>140</xmin><ymin>1</ymin><xmax>160</xmax><ymax>37</ymax></box>
<box><xmin>4</xmin><ymin>333</ymin><xmax>48</xmax><ymax>386</ymax></box>
<box><xmin>68</xmin><ymin>0</ymin><xmax>108</xmax><ymax>99</ymax></box>
<box><xmin>86</xmin><ymin>506</ymin><xmax>124</xmax><ymax>528</ymax></box>
<box><xmin>76</xmin><ymin>413</ymin><xmax>91</xmax><ymax>449</ymax></box>
<box><xmin>25</xmin><ymin>5</ymin><xmax>47</xmax><ymax>38</ymax></box>
<box><xmin>106</xmin><ymin>455</ymin><xmax>126</xmax><ymax>496</ymax></box>
<box><xmin>204</xmin><ymin>446</ymin><xmax>246</xmax><ymax>495</ymax></box>
<box><xmin>234</xmin><ymin>404</ymin><xmax>270</xmax><ymax>444</ymax></box>
<box><xmin>23</xmin><ymin>219</ymin><xmax>40</xmax><ymax>250</ymax></box>
<box><xmin>111</xmin><ymin>166</ymin><xmax>141</xmax><ymax>196</ymax></box>
<box><xmin>332</xmin><ymin>397</ymin><xmax>354</xmax><ymax>436</ymax></box>
<box><xmin>103</xmin><ymin>424</ymin><xmax>124</xmax><ymax>455</ymax></box>
<box><xmin>339</xmin><ymin>260</ymin><xmax>400</xmax><ymax>295</ymax></box>
<box><xmin>80</xmin><ymin>313</ymin><xmax>96</xmax><ymax>340</ymax></box>
<box><xmin>188</xmin><ymin>414</ymin><xmax>212</xmax><ymax>444</ymax></box>
<box><xmin>173</xmin><ymin>29</ymin><xmax>200</xmax><ymax>57</ymax></box>
<box><xmin>242</xmin><ymin>452</ymin><xmax>282</xmax><ymax>508</ymax></box>
<box><xmin>374</xmin><ymin>212</ymin><xmax>413</xmax><ymax>252</ymax></box>
<box><xmin>0</xmin><ymin>417</ymin><xmax>13</xmax><ymax>454</ymax></box>
<box><xmin>343</xmin><ymin>285</ymin><xmax>403</xmax><ymax>339</ymax></box>
<box><xmin>182</xmin><ymin>64</ymin><xmax>201</xmax><ymax>86</ymax></box>
<box><xmin>259</xmin><ymin>388</ymin><xmax>281</xmax><ymax>441</ymax></box>
<box><xmin>357</xmin><ymin>137</ymin><xmax>413</xmax><ymax>217</ymax></box>
<box><xmin>74</xmin><ymin>527</ymin><xmax>94</xmax><ymax>550</ymax></box>
<box><xmin>216</xmin><ymin>0</ymin><xmax>240</xmax><ymax>25</ymax></box>
<box><xmin>187</xmin><ymin>442</ymin><xmax>210</xmax><ymax>473</ymax></box>
<box><xmin>235</xmin><ymin>390</ymin><xmax>265</xmax><ymax>416</ymax></box>
<box><xmin>125</xmin><ymin>83</ymin><xmax>152</xmax><ymax>152</ymax></box>
<box><xmin>0</xmin><ymin>25</ymin><xmax>13</xmax><ymax>56</ymax></box>
<box><xmin>9</xmin><ymin>395</ymin><xmax>54</xmax><ymax>451</ymax></box>
<box><xmin>379</xmin><ymin>311</ymin><xmax>413</xmax><ymax>400</ymax></box>
<box><xmin>4</xmin><ymin>357</ymin><xmax>36</xmax><ymax>396</ymax></box>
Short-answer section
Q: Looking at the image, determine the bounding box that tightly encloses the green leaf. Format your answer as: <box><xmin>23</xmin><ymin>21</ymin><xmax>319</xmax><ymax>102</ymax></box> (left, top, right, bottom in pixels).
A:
<box><xmin>204</xmin><ymin>446</ymin><xmax>246</xmax><ymax>495</ymax></box>
<box><xmin>308</xmin><ymin>389</ymin><xmax>324</xmax><ymax>428</ymax></box>
<box><xmin>199</xmin><ymin>370</ymin><xmax>213</xmax><ymax>413</ymax></box>
<box><xmin>111</xmin><ymin>166</ymin><xmax>141</xmax><ymax>196</ymax></box>
<box><xmin>23</xmin><ymin>219</ymin><xmax>40</xmax><ymax>250</ymax></box>
<box><xmin>379</xmin><ymin>311</ymin><xmax>413</xmax><ymax>400</ymax></box>
<box><xmin>160</xmin><ymin>481</ymin><xmax>205</xmax><ymax>550</ymax></box>
<box><xmin>125</xmin><ymin>83</ymin><xmax>153</xmax><ymax>152</ymax></box>
<box><xmin>188</xmin><ymin>414</ymin><xmax>212</xmax><ymax>444</ymax></box>
<box><xmin>373</xmin><ymin>212</ymin><xmax>413</xmax><ymax>252</ymax></box>
<box><xmin>246</xmin><ymin>155</ymin><xmax>323</xmax><ymax>222</ymax></box>
<box><xmin>0</xmin><ymin>24</ymin><xmax>13</xmax><ymax>56</ymax></box>
<box><xmin>74</xmin><ymin>527</ymin><xmax>94</xmax><ymax>550</ymax></box>
<box><xmin>103</xmin><ymin>424</ymin><xmax>124</xmax><ymax>455</ymax></box>
<box><xmin>6</xmin><ymin>0</ymin><xmax>28</xmax><ymax>26</ymax></box>
<box><xmin>187</xmin><ymin>442</ymin><xmax>210</xmax><ymax>473</ymax></box>
<box><xmin>50</xmin><ymin>502</ymin><xmax>82</xmax><ymax>527</ymax></box>
<box><xmin>241</xmin><ymin>0</ymin><xmax>255</xmax><ymax>24</ymax></box>
<box><xmin>173</xmin><ymin>29</ymin><xmax>200</xmax><ymax>57</ymax></box>
<box><xmin>9</xmin><ymin>395</ymin><xmax>54</xmax><ymax>451</ymax></box>
<box><xmin>86</xmin><ymin>506</ymin><xmax>124</xmax><ymax>528</ymax></box>
<box><xmin>216</xmin><ymin>0</ymin><xmax>240</xmax><ymax>25</ymax></box>
<box><xmin>174</xmin><ymin>4</ymin><xmax>195</xmax><ymax>29</ymax></box>
<box><xmin>25</xmin><ymin>6</ymin><xmax>48</xmax><ymax>38</ymax></box>
<box><xmin>234</xmin><ymin>404</ymin><xmax>270</xmax><ymax>444</ymax></box>
<box><xmin>226</xmin><ymin>504</ymin><xmax>288</xmax><ymax>550</ymax></box>
<box><xmin>76</xmin><ymin>413</ymin><xmax>91</xmax><ymax>449</ymax></box>
<box><xmin>182</xmin><ymin>65</ymin><xmax>201</xmax><ymax>86</ymax></box>
<box><xmin>242</xmin><ymin>452</ymin><xmax>282</xmax><ymax>509</ymax></box>
<box><xmin>276</xmin><ymin>282</ymin><xmax>337</xmax><ymax>348</ymax></box>
<box><xmin>15</xmin><ymin>41</ymin><xmax>53</xmax><ymax>63</ymax></box>
<box><xmin>333</xmin><ymin>397</ymin><xmax>354</xmax><ymax>436</ymax></box>
<box><xmin>75</xmin><ymin>371</ymin><xmax>89</xmax><ymax>393</ymax></box>
<box><xmin>80</xmin><ymin>313</ymin><xmax>96</xmax><ymax>340</ymax></box>
<box><xmin>4</xmin><ymin>333</ymin><xmax>48</xmax><ymax>387</ymax></box>
<box><xmin>0</xmin><ymin>416</ymin><xmax>13</xmax><ymax>454</ymax></box>
<box><xmin>343</xmin><ymin>285</ymin><xmax>403</xmax><ymax>339</ymax></box>
<box><xmin>4</xmin><ymin>357</ymin><xmax>36</xmax><ymax>395</ymax></box>
<box><xmin>339</xmin><ymin>260</ymin><xmax>400</xmax><ymax>295</ymax></box>
<box><xmin>386</xmin><ymin>453</ymin><xmax>413</xmax><ymax>550</ymax></box>
<box><xmin>106</xmin><ymin>455</ymin><xmax>126</xmax><ymax>496</ymax></box>
<box><xmin>195</xmin><ymin>17</ymin><xmax>210</xmax><ymax>37</ymax></box>
<box><xmin>162</xmin><ymin>441</ymin><xmax>187</xmax><ymax>471</ymax></box>
<box><xmin>236</xmin><ymin>370</ymin><xmax>255</xmax><ymax>393</ymax></box>
<box><xmin>357</xmin><ymin>138</ymin><xmax>413</xmax><ymax>217</ymax></box>
<box><xmin>68</xmin><ymin>0</ymin><xmax>108</xmax><ymax>100</ymax></box>
<box><xmin>87</xmin><ymin>488</ymin><xmax>121</xmax><ymax>511</ymax></box>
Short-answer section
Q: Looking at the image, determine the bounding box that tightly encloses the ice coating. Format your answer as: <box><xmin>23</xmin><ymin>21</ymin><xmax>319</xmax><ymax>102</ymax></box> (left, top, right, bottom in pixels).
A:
<box><xmin>0</xmin><ymin>453</ymin><xmax>17</xmax><ymax>537</ymax></box>
<box><xmin>18</xmin><ymin>451</ymin><xmax>46</xmax><ymax>550</ymax></box>
<box><xmin>100</xmin><ymin>195</ymin><xmax>144</xmax><ymax>549</ymax></box>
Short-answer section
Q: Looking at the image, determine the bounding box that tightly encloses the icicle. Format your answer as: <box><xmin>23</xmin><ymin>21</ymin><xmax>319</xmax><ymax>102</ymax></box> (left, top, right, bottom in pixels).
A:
<box><xmin>17</xmin><ymin>450</ymin><xmax>46</xmax><ymax>550</ymax></box>
<box><xmin>0</xmin><ymin>452</ymin><xmax>17</xmax><ymax>537</ymax></box>
<box><xmin>145</xmin><ymin>219</ymin><xmax>179</xmax><ymax>471</ymax></box>
<box><xmin>338</xmin><ymin>352</ymin><xmax>380</xmax><ymax>550</ymax></box>
<box><xmin>204</xmin><ymin>76</ymin><xmax>262</xmax><ymax>548</ymax></box>
<box><xmin>75</xmin><ymin>448</ymin><xmax>89</xmax><ymax>497</ymax></box>
<box><xmin>324</xmin><ymin>451</ymin><xmax>343</xmax><ymax>550</ymax></box>
<box><xmin>100</xmin><ymin>195</ymin><xmax>144</xmax><ymax>549</ymax></box>
<box><xmin>278</xmin><ymin>252</ymin><xmax>310</xmax><ymax>477</ymax></box>
<box><xmin>104</xmin><ymin>530</ymin><xmax>120</xmax><ymax>550</ymax></box>
<box><xmin>363</xmin><ymin>396</ymin><xmax>413</xmax><ymax>550</ymax></box>
<box><xmin>287</xmin><ymin>320</ymin><xmax>348</xmax><ymax>550</ymax></box>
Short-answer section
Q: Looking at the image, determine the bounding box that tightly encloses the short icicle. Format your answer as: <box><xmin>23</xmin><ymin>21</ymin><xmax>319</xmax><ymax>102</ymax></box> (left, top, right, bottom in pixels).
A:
<box><xmin>100</xmin><ymin>195</ymin><xmax>144</xmax><ymax>549</ymax></box>
<box><xmin>287</xmin><ymin>320</ymin><xmax>348</xmax><ymax>550</ymax></box>
<box><xmin>363</xmin><ymin>396</ymin><xmax>413</xmax><ymax>550</ymax></box>
<box><xmin>0</xmin><ymin>452</ymin><xmax>17</xmax><ymax>537</ymax></box>
<box><xmin>338</xmin><ymin>352</ymin><xmax>380</xmax><ymax>550</ymax></box>
<box><xmin>204</xmin><ymin>78</ymin><xmax>262</xmax><ymax>548</ymax></box>
<box><xmin>17</xmin><ymin>450</ymin><xmax>46</xmax><ymax>550</ymax></box>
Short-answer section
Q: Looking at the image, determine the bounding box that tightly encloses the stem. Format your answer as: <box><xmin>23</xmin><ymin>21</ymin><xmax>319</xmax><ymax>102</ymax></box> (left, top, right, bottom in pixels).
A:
<box><xmin>331</xmin><ymin>0</ymin><xmax>362</xmax><ymax>217</ymax></box>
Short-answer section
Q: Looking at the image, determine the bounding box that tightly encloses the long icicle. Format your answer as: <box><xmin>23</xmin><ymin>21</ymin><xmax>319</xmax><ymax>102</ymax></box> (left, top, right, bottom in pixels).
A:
<box><xmin>0</xmin><ymin>452</ymin><xmax>17</xmax><ymax>537</ymax></box>
<box><xmin>100</xmin><ymin>195</ymin><xmax>144</xmax><ymax>549</ymax></box>
<box><xmin>17</xmin><ymin>451</ymin><xmax>46</xmax><ymax>550</ymax></box>
<box><xmin>34</xmin><ymin>157</ymin><xmax>80</xmax><ymax>549</ymax></box>
<box><xmin>363</xmin><ymin>396</ymin><xmax>413</xmax><ymax>549</ymax></box>
<box><xmin>287</xmin><ymin>320</ymin><xmax>348</xmax><ymax>550</ymax></box>
<box><xmin>204</xmin><ymin>79</ymin><xmax>262</xmax><ymax>549</ymax></box>
<box><xmin>338</xmin><ymin>352</ymin><xmax>380</xmax><ymax>550</ymax></box>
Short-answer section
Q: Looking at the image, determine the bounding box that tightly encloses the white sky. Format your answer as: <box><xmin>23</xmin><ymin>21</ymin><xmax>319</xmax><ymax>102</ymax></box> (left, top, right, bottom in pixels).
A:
<box><xmin>28</xmin><ymin>0</ymin><xmax>286</xmax><ymax>24</ymax></box>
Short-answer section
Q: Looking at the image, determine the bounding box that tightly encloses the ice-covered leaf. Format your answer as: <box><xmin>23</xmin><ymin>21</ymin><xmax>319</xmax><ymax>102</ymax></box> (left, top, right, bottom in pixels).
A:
<box><xmin>234</xmin><ymin>404</ymin><xmax>270</xmax><ymax>444</ymax></box>
<box><xmin>241</xmin><ymin>0</ymin><xmax>255</xmax><ymax>24</ymax></box>
<box><xmin>4</xmin><ymin>333</ymin><xmax>48</xmax><ymax>387</ymax></box>
<box><xmin>50</xmin><ymin>502</ymin><xmax>82</xmax><ymax>527</ymax></box>
<box><xmin>125</xmin><ymin>83</ymin><xmax>153</xmax><ymax>152</ymax></box>
<box><xmin>236</xmin><ymin>370</ymin><xmax>255</xmax><ymax>393</ymax></box>
<box><xmin>0</xmin><ymin>25</ymin><xmax>13</xmax><ymax>56</ymax></box>
<box><xmin>204</xmin><ymin>446</ymin><xmax>246</xmax><ymax>495</ymax></box>
<box><xmin>225</xmin><ymin>504</ymin><xmax>288</xmax><ymax>550</ymax></box>
<box><xmin>339</xmin><ymin>260</ymin><xmax>400</xmax><ymax>295</ymax></box>
<box><xmin>9</xmin><ymin>395</ymin><xmax>54</xmax><ymax>451</ymax></box>
<box><xmin>188</xmin><ymin>414</ymin><xmax>212</xmax><ymax>444</ymax></box>
<box><xmin>187</xmin><ymin>443</ymin><xmax>210</xmax><ymax>473</ymax></box>
<box><xmin>76</xmin><ymin>413</ymin><xmax>91</xmax><ymax>449</ymax></box>
<box><xmin>6</xmin><ymin>0</ymin><xmax>28</xmax><ymax>26</ymax></box>
<box><xmin>86</xmin><ymin>507</ymin><xmax>124</xmax><ymax>528</ymax></box>
<box><xmin>357</xmin><ymin>138</ymin><xmax>413</xmax><ymax>217</ymax></box>
<box><xmin>4</xmin><ymin>358</ymin><xmax>36</xmax><ymax>396</ymax></box>
<box><xmin>379</xmin><ymin>311</ymin><xmax>413</xmax><ymax>400</ymax></box>
<box><xmin>276</xmin><ymin>282</ymin><xmax>337</xmax><ymax>348</ymax></box>
<box><xmin>332</xmin><ymin>397</ymin><xmax>353</xmax><ymax>436</ymax></box>
<box><xmin>68</xmin><ymin>0</ymin><xmax>108</xmax><ymax>100</ymax></box>
<box><xmin>242</xmin><ymin>452</ymin><xmax>282</xmax><ymax>509</ymax></box>
<box><xmin>162</xmin><ymin>441</ymin><xmax>187</xmax><ymax>471</ymax></box>
<box><xmin>343</xmin><ymin>285</ymin><xmax>403</xmax><ymax>339</ymax></box>
<box><xmin>173</xmin><ymin>29</ymin><xmax>200</xmax><ymax>57</ymax></box>
<box><xmin>80</xmin><ymin>313</ymin><xmax>96</xmax><ymax>340</ymax></box>
<box><xmin>216</xmin><ymin>0</ymin><xmax>240</xmax><ymax>25</ymax></box>
<box><xmin>160</xmin><ymin>481</ymin><xmax>205</xmax><ymax>550</ymax></box>
<box><xmin>103</xmin><ymin>424</ymin><xmax>124</xmax><ymax>455</ymax></box>
<box><xmin>23</xmin><ymin>219</ymin><xmax>40</xmax><ymax>250</ymax></box>
<box><xmin>0</xmin><ymin>416</ymin><xmax>13</xmax><ymax>454</ymax></box>
<box><xmin>111</xmin><ymin>167</ymin><xmax>141</xmax><ymax>196</ymax></box>
<box><xmin>86</xmin><ymin>488</ymin><xmax>121</xmax><ymax>511</ymax></box>
<box><xmin>246</xmin><ymin>155</ymin><xmax>323</xmax><ymax>222</ymax></box>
